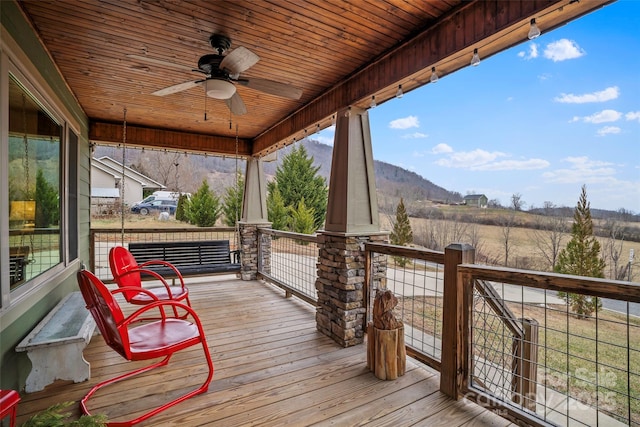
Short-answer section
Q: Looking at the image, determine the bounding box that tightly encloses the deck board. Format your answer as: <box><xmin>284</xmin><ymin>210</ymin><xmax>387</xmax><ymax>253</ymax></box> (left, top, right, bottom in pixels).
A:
<box><xmin>16</xmin><ymin>276</ymin><xmax>512</xmax><ymax>426</ymax></box>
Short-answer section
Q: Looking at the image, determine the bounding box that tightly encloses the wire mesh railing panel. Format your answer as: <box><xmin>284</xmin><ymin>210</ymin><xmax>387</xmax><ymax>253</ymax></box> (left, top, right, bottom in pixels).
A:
<box><xmin>365</xmin><ymin>244</ymin><xmax>446</xmax><ymax>368</ymax></box>
<box><xmin>91</xmin><ymin>227</ymin><xmax>237</xmax><ymax>281</ymax></box>
<box><xmin>465</xmin><ymin>271</ymin><xmax>640</xmax><ymax>427</ymax></box>
<box><xmin>258</xmin><ymin>229</ymin><xmax>318</xmax><ymax>303</ymax></box>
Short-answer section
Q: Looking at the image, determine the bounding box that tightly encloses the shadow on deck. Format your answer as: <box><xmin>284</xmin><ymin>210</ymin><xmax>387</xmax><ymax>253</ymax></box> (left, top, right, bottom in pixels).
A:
<box><xmin>16</xmin><ymin>276</ymin><xmax>511</xmax><ymax>426</ymax></box>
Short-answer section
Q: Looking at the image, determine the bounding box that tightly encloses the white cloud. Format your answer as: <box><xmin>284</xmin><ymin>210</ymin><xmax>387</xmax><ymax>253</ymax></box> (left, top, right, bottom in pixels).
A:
<box><xmin>389</xmin><ymin>115</ymin><xmax>419</xmax><ymax>129</ymax></box>
<box><xmin>571</xmin><ymin>109</ymin><xmax>623</xmax><ymax>124</ymax></box>
<box><xmin>597</xmin><ymin>126</ymin><xmax>621</xmax><ymax>136</ymax></box>
<box><xmin>315</xmin><ymin>135</ymin><xmax>334</xmax><ymax>146</ymax></box>
<box><xmin>544</xmin><ymin>39</ymin><xmax>585</xmax><ymax>62</ymax></box>
<box><xmin>315</xmin><ymin>125</ymin><xmax>335</xmax><ymax>146</ymax></box>
<box><xmin>626</xmin><ymin>111</ymin><xmax>640</xmax><ymax>122</ymax></box>
<box><xmin>432</xmin><ymin>146</ymin><xmax>549</xmax><ymax>171</ymax></box>
<box><xmin>472</xmin><ymin>158</ymin><xmax>550</xmax><ymax>171</ymax></box>
<box><xmin>554</xmin><ymin>86</ymin><xmax>619</xmax><ymax>104</ymax></box>
<box><xmin>402</xmin><ymin>132</ymin><xmax>428</xmax><ymax>139</ymax></box>
<box><xmin>543</xmin><ymin>157</ymin><xmax>617</xmax><ymax>184</ymax></box>
<box><xmin>585</xmin><ymin>110</ymin><xmax>623</xmax><ymax>124</ymax></box>
<box><xmin>538</xmin><ymin>73</ymin><xmax>552</xmax><ymax>81</ymax></box>
<box><xmin>518</xmin><ymin>43</ymin><xmax>539</xmax><ymax>60</ymax></box>
<box><xmin>431</xmin><ymin>143</ymin><xmax>453</xmax><ymax>154</ymax></box>
<box><xmin>435</xmin><ymin>148</ymin><xmax>505</xmax><ymax>169</ymax></box>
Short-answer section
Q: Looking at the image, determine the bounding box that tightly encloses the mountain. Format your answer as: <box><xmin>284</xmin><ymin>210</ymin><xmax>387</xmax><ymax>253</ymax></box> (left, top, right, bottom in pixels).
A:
<box><xmin>94</xmin><ymin>139</ymin><xmax>463</xmax><ymax>214</ymax></box>
<box><xmin>263</xmin><ymin>140</ymin><xmax>463</xmax><ymax>213</ymax></box>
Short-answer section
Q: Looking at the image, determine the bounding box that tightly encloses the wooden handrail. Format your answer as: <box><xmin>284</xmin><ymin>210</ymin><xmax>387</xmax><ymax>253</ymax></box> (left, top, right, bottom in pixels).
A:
<box><xmin>458</xmin><ymin>264</ymin><xmax>640</xmax><ymax>303</ymax></box>
<box><xmin>258</xmin><ymin>228</ymin><xmax>318</xmax><ymax>243</ymax></box>
<box><xmin>364</xmin><ymin>242</ymin><xmax>445</xmax><ymax>263</ymax></box>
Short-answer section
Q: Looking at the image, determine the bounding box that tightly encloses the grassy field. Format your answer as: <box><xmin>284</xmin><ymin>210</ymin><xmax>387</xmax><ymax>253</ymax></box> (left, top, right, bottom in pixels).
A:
<box><xmin>95</xmin><ymin>206</ymin><xmax>639</xmax><ymax>282</ymax></box>
<box><xmin>380</xmin><ymin>208</ymin><xmax>639</xmax><ymax>282</ymax></box>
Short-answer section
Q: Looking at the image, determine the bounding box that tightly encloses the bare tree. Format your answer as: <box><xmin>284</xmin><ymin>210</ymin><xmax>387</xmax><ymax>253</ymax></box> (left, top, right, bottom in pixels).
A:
<box><xmin>465</xmin><ymin>223</ymin><xmax>486</xmax><ymax>262</ymax></box>
<box><xmin>498</xmin><ymin>210</ymin><xmax>517</xmax><ymax>266</ymax></box>
<box><xmin>529</xmin><ymin>204</ymin><xmax>568</xmax><ymax>271</ymax></box>
<box><xmin>602</xmin><ymin>218</ymin><xmax>627</xmax><ymax>280</ymax></box>
<box><xmin>511</xmin><ymin>193</ymin><xmax>524</xmax><ymax>211</ymax></box>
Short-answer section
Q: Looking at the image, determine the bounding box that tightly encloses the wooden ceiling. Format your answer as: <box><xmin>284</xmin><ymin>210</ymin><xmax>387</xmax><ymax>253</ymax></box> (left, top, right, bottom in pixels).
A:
<box><xmin>17</xmin><ymin>0</ymin><xmax>612</xmax><ymax>158</ymax></box>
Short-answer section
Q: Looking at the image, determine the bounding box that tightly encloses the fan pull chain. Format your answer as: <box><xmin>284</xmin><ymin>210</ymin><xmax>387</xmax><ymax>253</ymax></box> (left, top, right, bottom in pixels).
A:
<box><xmin>204</xmin><ymin>90</ymin><xmax>207</xmax><ymax>121</ymax></box>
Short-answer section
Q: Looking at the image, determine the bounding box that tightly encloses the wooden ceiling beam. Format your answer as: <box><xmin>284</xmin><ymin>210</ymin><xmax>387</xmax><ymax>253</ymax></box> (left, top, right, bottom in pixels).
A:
<box><xmin>89</xmin><ymin>120</ymin><xmax>251</xmax><ymax>157</ymax></box>
<box><xmin>252</xmin><ymin>0</ymin><xmax>610</xmax><ymax>156</ymax></box>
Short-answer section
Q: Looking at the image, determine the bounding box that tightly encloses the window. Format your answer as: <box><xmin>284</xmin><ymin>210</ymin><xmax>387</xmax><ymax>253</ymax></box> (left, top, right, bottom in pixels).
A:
<box><xmin>7</xmin><ymin>74</ymin><xmax>63</xmax><ymax>291</ymax></box>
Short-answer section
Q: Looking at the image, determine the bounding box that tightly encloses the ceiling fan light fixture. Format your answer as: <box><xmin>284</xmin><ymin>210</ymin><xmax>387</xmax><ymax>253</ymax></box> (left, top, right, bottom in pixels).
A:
<box><xmin>205</xmin><ymin>78</ymin><xmax>236</xmax><ymax>99</ymax></box>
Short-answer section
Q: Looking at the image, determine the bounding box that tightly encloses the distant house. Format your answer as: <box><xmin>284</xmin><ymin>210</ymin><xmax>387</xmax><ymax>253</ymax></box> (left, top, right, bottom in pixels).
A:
<box><xmin>463</xmin><ymin>194</ymin><xmax>488</xmax><ymax>208</ymax></box>
<box><xmin>91</xmin><ymin>156</ymin><xmax>165</xmax><ymax>213</ymax></box>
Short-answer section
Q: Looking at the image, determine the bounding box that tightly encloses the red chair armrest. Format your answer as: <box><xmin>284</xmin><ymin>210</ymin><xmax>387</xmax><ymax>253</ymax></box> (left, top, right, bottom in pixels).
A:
<box><xmin>123</xmin><ymin>301</ymin><xmax>205</xmax><ymax>331</ymax></box>
<box><xmin>117</xmin><ymin>268</ymin><xmax>175</xmax><ymax>297</ymax></box>
<box><xmin>139</xmin><ymin>260</ymin><xmax>186</xmax><ymax>288</ymax></box>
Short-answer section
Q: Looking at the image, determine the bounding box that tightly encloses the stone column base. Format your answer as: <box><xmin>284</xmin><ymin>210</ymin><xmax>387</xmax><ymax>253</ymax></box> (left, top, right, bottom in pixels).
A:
<box><xmin>315</xmin><ymin>232</ymin><xmax>388</xmax><ymax>347</ymax></box>
<box><xmin>239</xmin><ymin>222</ymin><xmax>271</xmax><ymax>281</ymax></box>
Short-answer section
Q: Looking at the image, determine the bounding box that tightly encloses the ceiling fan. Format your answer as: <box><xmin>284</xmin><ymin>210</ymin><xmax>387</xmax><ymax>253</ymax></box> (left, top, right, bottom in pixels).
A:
<box><xmin>151</xmin><ymin>34</ymin><xmax>303</xmax><ymax>115</ymax></box>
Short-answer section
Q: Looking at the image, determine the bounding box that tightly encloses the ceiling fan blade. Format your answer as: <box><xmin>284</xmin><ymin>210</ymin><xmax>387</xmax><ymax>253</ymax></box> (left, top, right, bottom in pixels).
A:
<box><xmin>220</xmin><ymin>46</ymin><xmax>260</xmax><ymax>75</ymax></box>
<box><xmin>238</xmin><ymin>78</ymin><xmax>303</xmax><ymax>100</ymax></box>
<box><xmin>225</xmin><ymin>92</ymin><xmax>247</xmax><ymax>116</ymax></box>
<box><xmin>152</xmin><ymin>80</ymin><xmax>200</xmax><ymax>96</ymax></box>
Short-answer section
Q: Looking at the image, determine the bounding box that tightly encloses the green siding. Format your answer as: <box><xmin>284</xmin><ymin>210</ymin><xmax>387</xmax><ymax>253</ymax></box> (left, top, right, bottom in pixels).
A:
<box><xmin>1</xmin><ymin>0</ymin><xmax>91</xmax><ymax>391</ymax></box>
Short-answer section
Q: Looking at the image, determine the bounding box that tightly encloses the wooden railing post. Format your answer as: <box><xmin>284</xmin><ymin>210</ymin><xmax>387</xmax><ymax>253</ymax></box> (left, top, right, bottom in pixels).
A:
<box><xmin>440</xmin><ymin>243</ymin><xmax>475</xmax><ymax>399</ymax></box>
<box><xmin>512</xmin><ymin>318</ymin><xmax>539</xmax><ymax>411</ymax></box>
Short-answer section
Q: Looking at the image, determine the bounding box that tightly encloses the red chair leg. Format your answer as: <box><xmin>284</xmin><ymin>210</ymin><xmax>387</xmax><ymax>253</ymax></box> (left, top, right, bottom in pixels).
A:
<box><xmin>81</xmin><ymin>342</ymin><xmax>214</xmax><ymax>427</ymax></box>
<box><xmin>0</xmin><ymin>389</ymin><xmax>21</xmax><ymax>427</ymax></box>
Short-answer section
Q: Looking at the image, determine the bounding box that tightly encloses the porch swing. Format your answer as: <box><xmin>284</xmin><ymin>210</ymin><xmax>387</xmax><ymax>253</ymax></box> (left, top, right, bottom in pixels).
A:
<box><xmin>109</xmin><ymin>108</ymin><xmax>242</xmax><ymax>303</ymax></box>
<box><xmin>9</xmin><ymin>93</ymin><xmax>36</xmax><ymax>288</ymax></box>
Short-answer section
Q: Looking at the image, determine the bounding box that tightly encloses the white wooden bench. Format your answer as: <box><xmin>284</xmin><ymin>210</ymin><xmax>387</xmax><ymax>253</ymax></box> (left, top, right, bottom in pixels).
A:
<box><xmin>16</xmin><ymin>291</ymin><xmax>96</xmax><ymax>392</ymax></box>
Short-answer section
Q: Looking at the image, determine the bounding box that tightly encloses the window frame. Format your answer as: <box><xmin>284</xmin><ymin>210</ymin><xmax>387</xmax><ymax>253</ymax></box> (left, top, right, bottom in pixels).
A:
<box><xmin>1</xmin><ymin>49</ymin><xmax>77</xmax><ymax>310</ymax></box>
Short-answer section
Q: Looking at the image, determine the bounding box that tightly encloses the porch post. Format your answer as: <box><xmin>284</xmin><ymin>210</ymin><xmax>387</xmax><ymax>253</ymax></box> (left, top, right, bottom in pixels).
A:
<box><xmin>316</xmin><ymin>106</ymin><xmax>389</xmax><ymax>347</ymax></box>
<box><xmin>238</xmin><ymin>157</ymin><xmax>271</xmax><ymax>281</ymax></box>
<box><xmin>440</xmin><ymin>243</ymin><xmax>475</xmax><ymax>399</ymax></box>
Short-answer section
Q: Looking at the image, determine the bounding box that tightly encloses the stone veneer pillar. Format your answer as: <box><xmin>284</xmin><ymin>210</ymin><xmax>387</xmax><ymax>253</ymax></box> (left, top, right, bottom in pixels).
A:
<box><xmin>316</xmin><ymin>232</ymin><xmax>388</xmax><ymax>347</ymax></box>
<box><xmin>315</xmin><ymin>106</ymin><xmax>388</xmax><ymax>347</ymax></box>
<box><xmin>239</xmin><ymin>222</ymin><xmax>271</xmax><ymax>280</ymax></box>
<box><xmin>238</xmin><ymin>158</ymin><xmax>271</xmax><ymax>281</ymax></box>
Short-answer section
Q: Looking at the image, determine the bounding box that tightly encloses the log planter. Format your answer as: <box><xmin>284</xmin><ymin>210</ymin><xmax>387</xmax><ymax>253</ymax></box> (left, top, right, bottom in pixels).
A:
<box><xmin>366</xmin><ymin>323</ymin><xmax>406</xmax><ymax>380</ymax></box>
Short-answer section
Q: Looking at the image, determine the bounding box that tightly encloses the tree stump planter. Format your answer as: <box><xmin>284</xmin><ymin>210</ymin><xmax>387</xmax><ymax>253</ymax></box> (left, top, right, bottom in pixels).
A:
<box><xmin>367</xmin><ymin>323</ymin><xmax>406</xmax><ymax>380</ymax></box>
<box><xmin>366</xmin><ymin>289</ymin><xmax>406</xmax><ymax>380</ymax></box>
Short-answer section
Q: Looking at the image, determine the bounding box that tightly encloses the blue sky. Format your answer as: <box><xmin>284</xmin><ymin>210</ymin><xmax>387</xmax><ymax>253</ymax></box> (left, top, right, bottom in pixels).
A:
<box><xmin>316</xmin><ymin>0</ymin><xmax>639</xmax><ymax>213</ymax></box>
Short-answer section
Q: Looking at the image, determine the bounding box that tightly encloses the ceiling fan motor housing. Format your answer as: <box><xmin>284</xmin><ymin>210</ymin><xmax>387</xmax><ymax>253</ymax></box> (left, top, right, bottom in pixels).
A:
<box><xmin>209</xmin><ymin>34</ymin><xmax>231</xmax><ymax>54</ymax></box>
<box><xmin>197</xmin><ymin>54</ymin><xmax>226</xmax><ymax>76</ymax></box>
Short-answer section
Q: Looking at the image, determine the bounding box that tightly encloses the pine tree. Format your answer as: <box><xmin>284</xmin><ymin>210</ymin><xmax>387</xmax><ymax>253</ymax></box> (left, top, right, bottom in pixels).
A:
<box><xmin>390</xmin><ymin>198</ymin><xmax>413</xmax><ymax>267</ymax></box>
<box><xmin>35</xmin><ymin>169</ymin><xmax>59</xmax><ymax>227</ymax></box>
<box><xmin>270</xmin><ymin>145</ymin><xmax>328</xmax><ymax>230</ymax></box>
<box><xmin>554</xmin><ymin>185</ymin><xmax>606</xmax><ymax>318</ymax></box>
<box><xmin>186</xmin><ymin>179</ymin><xmax>221</xmax><ymax>227</ymax></box>
<box><xmin>289</xmin><ymin>198</ymin><xmax>316</xmax><ymax>235</ymax></box>
<box><xmin>175</xmin><ymin>193</ymin><xmax>190</xmax><ymax>222</ymax></box>
<box><xmin>267</xmin><ymin>185</ymin><xmax>289</xmax><ymax>231</ymax></box>
<box><xmin>222</xmin><ymin>172</ymin><xmax>244</xmax><ymax>226</ymax></box>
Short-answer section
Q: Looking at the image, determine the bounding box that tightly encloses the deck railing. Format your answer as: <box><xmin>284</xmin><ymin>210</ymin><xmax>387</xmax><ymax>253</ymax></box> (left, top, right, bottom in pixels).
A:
<box><xmin>89</xmin><ymin>227</ymin><xmax>640</xmax><ymax>426</ymax></box>
<box><xmin>458</xmin><ymin>265</ymin><xmax>640</xmax><ymax>427</ymax></box>
<box><xmin>257</xmin><ymin>228</ymin><xmax>318</xmax><ymax>305</ymax></box>
<box><xmin>89</xmin><ymin>227</ymin><xmax>237</xmax><ymax>281</ymax></box>
<box><xmin>363</xmin><ymin>242</ymin><xmax>447</xmax><ymax>370</ymax></box>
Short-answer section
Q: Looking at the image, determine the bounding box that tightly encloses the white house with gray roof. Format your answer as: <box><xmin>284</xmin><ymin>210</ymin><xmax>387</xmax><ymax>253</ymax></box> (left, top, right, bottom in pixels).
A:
<box><xmin>91</xmin><ymin>157</ymin><xmax>165</xmax><ymax>213</ymax></box>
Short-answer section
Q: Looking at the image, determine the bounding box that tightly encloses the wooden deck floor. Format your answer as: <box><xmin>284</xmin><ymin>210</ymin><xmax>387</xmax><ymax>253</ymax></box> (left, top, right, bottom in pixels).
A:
<box><xmin>16</xmin><ymin>276</ymin><xmax>513</xmax><ymax>426</ymax></box>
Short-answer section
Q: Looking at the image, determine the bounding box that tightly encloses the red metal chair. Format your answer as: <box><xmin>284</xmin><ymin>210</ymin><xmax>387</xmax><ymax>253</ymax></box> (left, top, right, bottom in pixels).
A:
<box><xmin>0</xmin><ymin>389</ymin><xmax>20</xmax><ymax>427</ymax></box>
<box><xmin>108</xmin><ymin>245</ymin><xmax>190</xmax><ymax>318</ymax></box>
<box><xmin>76</xmin><ymin>269</ymin><xmax>214</xmax><ymax>427</ymax></box>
